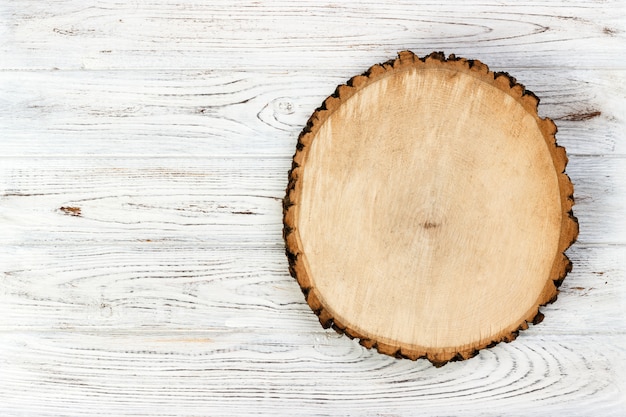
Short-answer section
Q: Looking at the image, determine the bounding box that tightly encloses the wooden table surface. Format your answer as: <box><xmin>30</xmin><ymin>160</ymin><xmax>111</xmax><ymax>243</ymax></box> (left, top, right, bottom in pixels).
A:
<box><xmin>1</xmin><ymin>1</ymin><xmax>624</xmax><ymax>415</ymax></box>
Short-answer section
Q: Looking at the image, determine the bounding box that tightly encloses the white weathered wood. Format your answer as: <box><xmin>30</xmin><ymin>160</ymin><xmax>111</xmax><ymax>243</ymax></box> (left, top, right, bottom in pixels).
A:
<box><xmin>0</xmin><ymin>331</ymin><xmax>624</xmax><ymax>417</ymax></box>
<box><xmin>1</xmin><ymin>0</ymin><xmax>625</xmax><ymax>415</ymax></box>
<box><xmin>0</xmin><ymin>0</ymin><xmax>624</xmax><ymax>71</ymax></box>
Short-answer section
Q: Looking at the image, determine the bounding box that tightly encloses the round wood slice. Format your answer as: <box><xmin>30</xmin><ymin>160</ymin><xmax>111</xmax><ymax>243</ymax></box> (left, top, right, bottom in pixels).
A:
<box><xmin>283</xmin><ymin>51</ymin><xmax>578</xmax><ymax>365</ymax></box>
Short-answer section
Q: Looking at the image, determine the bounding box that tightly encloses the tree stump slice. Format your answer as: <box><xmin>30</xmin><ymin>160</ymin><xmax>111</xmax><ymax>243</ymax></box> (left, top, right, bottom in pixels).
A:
<box><xmin>283</xmin><ymin>51</ymin><xmax>578</xmax><ymax>366</ymax></box>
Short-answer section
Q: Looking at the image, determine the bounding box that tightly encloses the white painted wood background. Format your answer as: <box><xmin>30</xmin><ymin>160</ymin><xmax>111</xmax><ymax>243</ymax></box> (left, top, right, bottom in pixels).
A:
<box><xmin>1</xmin><ymin>0</ymin><xmax>625</xmax><ymax>415</ymax></box>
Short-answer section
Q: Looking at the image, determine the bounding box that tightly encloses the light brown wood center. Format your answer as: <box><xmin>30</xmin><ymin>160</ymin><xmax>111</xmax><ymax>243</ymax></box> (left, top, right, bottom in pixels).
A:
<box><xmin>284</xmin><ymin>52</ymin><xmax>578</xmax><ymax>364</ymax></box>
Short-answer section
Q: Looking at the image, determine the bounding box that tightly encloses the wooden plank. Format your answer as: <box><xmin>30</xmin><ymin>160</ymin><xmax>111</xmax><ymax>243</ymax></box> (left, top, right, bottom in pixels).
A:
<box><xmin>0</xmin><ymin>157</ymin><xmax>287</xmax><ymax>246</ymax></box>
<box><xmin>0</xmin><ymin>0</ymin><xmax>624</xmax><ymax>71</ymax></box>
<box><xmin>0</xmin><ymin>331</ymin><xmax>623</xmax><ymax>416</ymax></box>
<box><xmin>0</xmin><ymin>244</ymin><xmax>624</xmax><ymax>336</ymax></box>
<box><xmin>0</xmin><ymin>69</ymin><xmax>623</xmax><ymax>157</ymax></box>
<box><xmin>1</xmin><ymin>156</ymin><xmax>625</xmax><ymax>245</ymax></box>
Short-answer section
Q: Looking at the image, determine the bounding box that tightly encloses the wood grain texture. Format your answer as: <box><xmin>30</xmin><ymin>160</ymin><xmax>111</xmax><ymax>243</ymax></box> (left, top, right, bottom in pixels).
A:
<box><xmin>1</xmin><ymin>0</ymin><xmax>625</xmax><ymax>415</ymax></box>
<box><xmin>1</xmin><ymin>0</ymin><xmax>624</xmax><ymax>71</ymax></box>
<box><xmin>0</xmin><ymin>332</ymin><xmax>624</xmax><ymax>417</ymax></box>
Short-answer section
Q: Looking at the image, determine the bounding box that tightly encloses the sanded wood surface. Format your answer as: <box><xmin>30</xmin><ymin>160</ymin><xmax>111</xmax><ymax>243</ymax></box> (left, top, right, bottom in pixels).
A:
<box><xmin>284</xmin><ymin>52</ymin><xmax>577</xmax><ymax>363</ymax></box>
<box><xmin>1</xmin><ymin>0</ymin><xmax>625</xmax><ymax>416</ymax></box>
